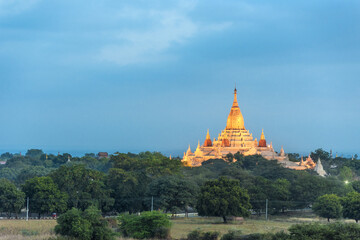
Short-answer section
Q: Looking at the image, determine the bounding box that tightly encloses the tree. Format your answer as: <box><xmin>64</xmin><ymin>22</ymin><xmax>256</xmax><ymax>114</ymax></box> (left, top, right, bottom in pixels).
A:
<box><xmin>118</xmin><ymin>211</ymin><xmax>171</xmax><ymax>239</ymax></box>
<box><xmin>312</xmin><ymin>194</ymin><xmax>342</xmax><ymax>222</ymax></box>
<box><xmin>225</xmin><ymin>153</ymin><xmax>234</xmax><ymax>162</ymax></box>
<box><xmin>0</xmin><ymin>167</ymin><xmax>20</xmax><ymax>180</ymax></box>
<box><xmin>55</xmin><ymin>206</ymin><xmax>114</xmax><ymax>240</ymax></box>
<box><xmin>311</xmin><ymin>149</ymin><xmax>331</xmax><ymax>161</ymax></box>
<box><xmin>288</xmin><ymin>153</ymin><xmax>300</xmax><ymax>162</ymax></box>
<box><xmin>16</xmin><ymin>166</ymin><xmax>52</xmax><ymax>185</ymax></box>
<box><xmin>22</xmin><ymin>176</ymin><xmax>68</xmax><ymax>218</ymax></box>
<box><xmin>25</xmin><ymin>149</ymin><xmax>44</xmax><ymax>158</ymax></box>
<box><xmin>342</xmin><ymin>191</ymin><xmax>360</xmax><ymax>223</ymax></box>
<box><xmin>352</xmin><ymin>181</ymin><xmax>360</xmax><ymax>193</ymax></box>
<box><xmin>107</xmin><ymin>152</ymin><xmax>181</xmax><ymax>213</ymax></box>
<box><xmin>269</xmin><ymin>179</ymin><xmax>291</xmax><ymax>213</ymax></box>
<box><xmin>107</xmin><ymin>168</ymin><xmax>143</xmax><ymax>213</ymax></box>
<box><xmin>339</xmin><ymin>166</ymin><xmax>354</xmax><ymax>182</ymax></box>
<box><xmin>197</xmin><ymin>177</ymin><xmax>251</xmax><ymax>223</ymax></box>
<box><xmin>0</xmin><ymin>179</ymin><xmax>25</xmax><ymax>218</ymax></box>
<box><xmin>0</xmin><ymin>152</ymin><xmax>13</xmax><ymax>160</ymax></box>
<box><xmin>85</xmin><ymin>153</ymin><xmax>96</xmax><ymax>158</ymax></box>
<box><xmin>50</xmin><ymin>164</ymin><xmax>114</xmax><ymax>212</ymax></box>
<box><xmin>147</xmin><ymin>175</ymin><xmax>198</xmax><ymax>214</ymax></box>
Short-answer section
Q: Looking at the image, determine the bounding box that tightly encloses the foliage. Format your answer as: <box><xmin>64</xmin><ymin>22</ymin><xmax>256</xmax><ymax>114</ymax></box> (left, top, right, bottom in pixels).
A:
<box><xmin>287</xmin><ymin>153</ymin><xmax>300</xmax><ymax>162</ymax></box>
<box><xmin>310</xmin><ymin>148</ymin><xmax>331</xmax><ymax>162</ymax></box>
<box><xmin>22</xmin><ymin>176</ymin><xmax>68</xmax><ymax>217</ymax></box>
<box><xmin>312</xmin><ymin>194</ymin><xmax>342</xmax><ymax>221</ymax></box>
<box><xmin>339</xmin><ymin>166</ymin><xmax>354</xmax><ymax>181</ymax></box>
<box><xmin>342</xmin><ymin>191</ymin><xmax>360</xmax><ymax>222</ymax></box>
<box><xmin>0</xmin><ymin>167</ymin><xmax>20</xmax><ymax>180</ymax></box>
<box><xmin>146</xmin><ymin>175</ymin><xmax>198</xmax><ymax>213</ymax></box>
<box><xmin>55</xmin><ymin>206</ymin><xmax>114</xmax><ymax>240</ymax></box>
<box><xmin>269</xmin><ymin>179</ymin><xmax>291</xmax><ymax>213</ymax></box>
<box><xmin>220</xmin><ymin>230</ymin><xmax>243</xmax><ymax>240</ymax></box>
<box><xmin>50</xmin><ymin>164</ymin><xmax>114</xmax><ymax>212</ymax></box>
<box><xmin>16</xmin><ymin>166</ymin><xmax>53</xmax><ymax>185</ymax></box>
<box><xmin>352</xmin><ymin>180</ymin><xmax>360</xmax><ymax>192</ymax></box>
<box><xmin>108</xmin><ymin>152</ymin><xmax>181</xmax><ymax>213</ymax></box>
<box><xmin>25</xmin><ymin>149</ymin><xmax>44</xmax><ymax>158</ymax></box>
<box><xmin>0</xmin><ymin>152</ymin><xmax>13</xmax><ymax>160</ymax></box>
<box><xmin>0</xmin><ymin>178</ymin><xmax>25</xmax><ymax>217</ymax></box>
<box><xmin>187</xmin><ymin>230</ymin><xmax>220</xmax><ymax>240</ymax></box>
<box><xmin>118</xmin><ymin>211</ymin><xmax>171</xmax><ymax>239</ymax></box>
<box><xmin>197</xmin><ymin>177</ymin><xmax>251</xmax><ymax>222</ymax></box>
<box><xmin>289</xmin><ymin>222</ymin><xmax>360</xmax><ymax>240</ymax></box>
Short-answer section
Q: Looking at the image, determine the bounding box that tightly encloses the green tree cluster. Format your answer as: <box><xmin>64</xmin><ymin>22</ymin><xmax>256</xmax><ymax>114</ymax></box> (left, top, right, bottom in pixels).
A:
<box><xmin>0</xmin><ymin>178</ymin><xmax>25</xmax><ymax>218</ymax></box>
<box><xmin>55</xmin><ymin>206</ymin><xmax>114</xmax><ymax>240</ymax></box>
<box><xmin>118</xmin><ymin>211</ymin><xmax>171</xmax><ymax>239</ymax></box>
<box><xmin>22</xmin><ymin>176</ymin><xmax>68</xmax><ymax>218</ymax></box>
<box><xmin>197</xmin><ymin>177</ymin><xmax>251</xmax><ymax>223</ymax></box>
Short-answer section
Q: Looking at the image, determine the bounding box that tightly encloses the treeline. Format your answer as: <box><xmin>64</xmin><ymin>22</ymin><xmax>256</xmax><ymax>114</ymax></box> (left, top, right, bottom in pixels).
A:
<box><xmin>0</xmin><ymin>149</ymin><xmax>359</xmax><ymax>218</ymax></box>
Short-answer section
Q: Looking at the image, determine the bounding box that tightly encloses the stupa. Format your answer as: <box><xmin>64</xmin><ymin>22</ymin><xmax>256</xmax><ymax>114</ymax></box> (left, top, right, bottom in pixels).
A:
<box><xmin>314</xmin><ymin>158</ymin><xmax>327</xmax><ymax>177</ymax></box>
<box><xmin>182</xmin><ymin>88</ymin><xmax>292</xmax><ymax>167</ymax></box>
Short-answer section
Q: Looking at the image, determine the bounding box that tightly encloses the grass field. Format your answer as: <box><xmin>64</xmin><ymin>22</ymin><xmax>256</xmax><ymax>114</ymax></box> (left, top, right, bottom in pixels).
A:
<box><xmin>170</xmin><ymin>217</ymin><xmax>293</xmax><ymax>239</ymax></box>
<box><xmin>0</xmin><ymin>213</ymin><xmax>351</xmax><ymax>240</ymax></box>
<box><xmin>0</xmin><ymin>220</ymin><xmax>56</xmax><ymax>240</ymax></box>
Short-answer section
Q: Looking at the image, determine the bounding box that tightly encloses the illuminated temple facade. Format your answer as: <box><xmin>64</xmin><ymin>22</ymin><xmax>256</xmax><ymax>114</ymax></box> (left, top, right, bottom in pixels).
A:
<box><xmin>182</xmin><ymin>88</ymin><xmax>316</xmax><ymax>171</ymax></box>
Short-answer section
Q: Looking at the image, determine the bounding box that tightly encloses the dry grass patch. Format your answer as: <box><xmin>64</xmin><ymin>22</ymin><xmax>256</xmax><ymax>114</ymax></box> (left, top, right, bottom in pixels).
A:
<box><xmin>170</xmin><ymin>217</ymin><xmax>293</xmax><ymax>239</ymax></box>
<box><xmin>0</xmin><ymin>220</ymin><xmax>56</xmax><ymax>239</ymax></box>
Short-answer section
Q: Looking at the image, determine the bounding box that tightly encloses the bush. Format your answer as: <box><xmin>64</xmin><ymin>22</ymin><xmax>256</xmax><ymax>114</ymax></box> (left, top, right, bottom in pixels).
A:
<box><xmin>220</xmin><ymin>230</ymin><xmax>289</xmax><ymax>240</ymax></box>
<box><xmin>55</xmin><ymin>206</ymin><xmax>114</xmax><ymax>240</ymax></box>
<box><xmin>289</xmin><ymin>222</ymin><xmax>360</xmax><ymax>240</ymax></box>
<box><xmin>187</xmin><ymin>230</ymin><xmax>220</xmax><ymax>240</ymax></box>
<box><xmin>221</xmin><ymin>230</ymin><xmax>242</xmax><ymax>240</ymax></box>
<box><xmin>118</xmin><ymin>211</ymin><xmax>171</xmax><ymax>239</ymax></box>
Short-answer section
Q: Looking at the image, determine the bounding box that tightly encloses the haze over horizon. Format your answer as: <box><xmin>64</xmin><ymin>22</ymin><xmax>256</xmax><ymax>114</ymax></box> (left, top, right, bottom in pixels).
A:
<box><xmin>1</xmin><ymin>1</ymin><xmax>359</xmax><ymax>157</ymax></box>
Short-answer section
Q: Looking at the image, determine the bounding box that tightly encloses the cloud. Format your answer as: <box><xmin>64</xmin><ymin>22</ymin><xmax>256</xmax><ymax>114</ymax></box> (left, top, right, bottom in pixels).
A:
<box><xmin>0</xmin><ymin>0</ymin><xmax>40</xmax><ymax>16</ymax></box>
<box><xmin>99</xmin><ymin>3</ymin><xmax>231</xmax><ymax>66</ymax></box>
<box><xmin>100</xmin><ymin>9</ymin><xmax>198</xmax><ymax>65</ymax></box>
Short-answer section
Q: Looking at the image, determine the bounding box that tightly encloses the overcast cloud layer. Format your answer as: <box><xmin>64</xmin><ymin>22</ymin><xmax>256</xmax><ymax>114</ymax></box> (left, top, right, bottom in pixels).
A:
<box><xmin>0</xmin><ymin>0</ymin><xmax>359</xmax><ymax>156</ymax></box>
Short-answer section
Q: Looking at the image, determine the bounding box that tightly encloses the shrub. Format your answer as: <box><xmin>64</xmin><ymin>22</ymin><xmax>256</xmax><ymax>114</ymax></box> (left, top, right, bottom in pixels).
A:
<box><xmin>220</xmin><ymin>230</ymin><xmax>289</xmax><ymax>240</ymax></box>
<box><xmin>118</xmin><ymin>211</ymin><xmax>171</xmax><ymax>239</ymax></box>
<box><xmin>187</xmin><ymin>230</ymin><xmax>220</xmax><ymax>240</ymax></box>
<box><xmin>289</xmin><ymin>222</ymin><xmax>360</xmax><ymax>240</ymax></box>
<box><xmin>220</xmin><ymin>230</ymin><xmax>242</xmax><ymax>240</ymax></box>
<box><xmin>55</xmin><ymin>206</ymin><xmax>114</xmax><ymax>240</ymax></box>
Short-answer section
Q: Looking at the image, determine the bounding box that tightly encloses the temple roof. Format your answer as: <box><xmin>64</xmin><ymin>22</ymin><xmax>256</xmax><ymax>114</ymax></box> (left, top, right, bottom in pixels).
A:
<box><xmin>226</xmin><ymin>88</ymin><xmax>245</xmax><ymax>130</ymax></box>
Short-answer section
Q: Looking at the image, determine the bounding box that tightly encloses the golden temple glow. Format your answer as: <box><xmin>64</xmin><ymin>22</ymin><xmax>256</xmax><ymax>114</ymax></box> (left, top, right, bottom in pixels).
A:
<box><xmin>226</xmin><ymin>88</ymin><xmax>245</xmax><ymax>130</ymax></box>
<box><xmin>181</xmin><ymin>88</ymin><xmax>317</xmax><ymax>171</ymax></box>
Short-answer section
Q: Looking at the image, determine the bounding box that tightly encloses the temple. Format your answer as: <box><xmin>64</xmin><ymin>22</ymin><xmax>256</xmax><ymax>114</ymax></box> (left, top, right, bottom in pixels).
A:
<box><xmin>182</xmin><ymin>88</ymin><xmax>317</xmax><ymax>171</ymax></box>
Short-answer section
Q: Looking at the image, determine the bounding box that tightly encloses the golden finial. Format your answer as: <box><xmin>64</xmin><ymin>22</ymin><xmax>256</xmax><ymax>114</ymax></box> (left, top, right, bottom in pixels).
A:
<box><xmin>206</xmin><ymin>129</ymin><xmax>211</xmax><ymax>140</ymax></box>
<box><xmin>260</xmin><ymin>129</ymin><xmax>265</xmax><ymax>140</ymax></box>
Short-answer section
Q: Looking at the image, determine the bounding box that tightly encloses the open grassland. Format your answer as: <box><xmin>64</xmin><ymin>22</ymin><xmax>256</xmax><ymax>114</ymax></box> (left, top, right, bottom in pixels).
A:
<box><xmin>170</xmin><ymin>217</ymin><xmax>293</xmax><ymax>239</ymax></box>
<box><xmin>0</xmin><ymin>214</ymin><xmax>357</xmax><ymax>240</ymax></box>
<box><xmin>0</xmin><ymin>220</ymin><xmax>56</xmax><ymax>240</ymax></box>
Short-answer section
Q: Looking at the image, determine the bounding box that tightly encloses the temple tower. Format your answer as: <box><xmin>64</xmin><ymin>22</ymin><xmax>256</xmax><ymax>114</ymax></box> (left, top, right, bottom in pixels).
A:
<box><xmin>203</xmin><ymin>129</ymin><xmax>213</xmax><ymax>147</ymax></box>
<box><xmin>226</xmin><ymin>88</ymin><xmax>245</xmax><ymax>130</ymax></box>
<box><xmin>258</xmin><ymin>129</ymin><xmax>267</xmax><ymax>147</ymax></box>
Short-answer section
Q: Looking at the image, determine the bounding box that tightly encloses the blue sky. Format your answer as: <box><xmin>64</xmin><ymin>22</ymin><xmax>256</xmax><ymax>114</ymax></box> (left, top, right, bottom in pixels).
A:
<box><xmin>0</xmin><ymin>0</ymin><xmax>359</xmax><ymax>157</ymax></box>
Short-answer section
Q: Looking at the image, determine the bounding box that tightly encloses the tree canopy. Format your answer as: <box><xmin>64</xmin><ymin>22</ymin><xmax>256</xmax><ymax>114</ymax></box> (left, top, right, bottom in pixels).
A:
<box><xmin>312</xmin><ymin>194</ymin><xmax>342</xmax><ymax>222</ymax></box>
<box><xmin>197</xmin><ymin>177</ymin><xmax>251</xmax><ymax>222</ymax></box>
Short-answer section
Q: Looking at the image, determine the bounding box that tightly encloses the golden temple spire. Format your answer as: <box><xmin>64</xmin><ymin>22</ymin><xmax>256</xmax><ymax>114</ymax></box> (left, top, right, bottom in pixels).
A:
<box><xmin>204</xmin><ymin>129</ymin><xmax>213</xmax><ymax>147</ymax></box>
<box><xmin>226</xmin><ymin>87</ymin><xmax>245</xmax><ymax>130</ymax></box>
<box><xmin>186</xmin><ymin>145</ymin><xmax>192</xmax><ymax>155</ymax></box>
<box><xmin>260</xmin><ymin>129</ymin><xmax>265</xmax><ymax>140</ymax></box>
<box><xmin>206</xmin><ymin>129</ymin><xmax>211</xmax><ymax>140</ymax></box>
<box><xmin>195</xmin><ymin>140</ymin><xmax>203</xmax><ymax>157</ymax></box>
